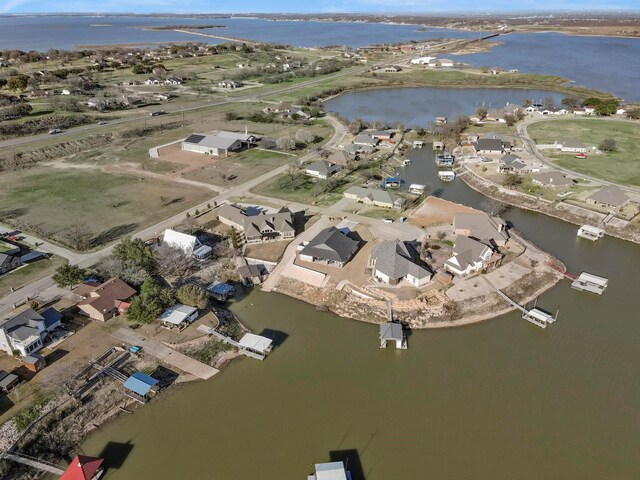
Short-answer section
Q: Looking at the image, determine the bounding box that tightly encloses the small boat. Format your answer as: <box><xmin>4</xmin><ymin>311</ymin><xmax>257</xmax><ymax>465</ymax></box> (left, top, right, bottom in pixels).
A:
<box><xmin>438</xmin><ymin>171</ymin><xmax>456</xmax><ymax>181</ymax></box>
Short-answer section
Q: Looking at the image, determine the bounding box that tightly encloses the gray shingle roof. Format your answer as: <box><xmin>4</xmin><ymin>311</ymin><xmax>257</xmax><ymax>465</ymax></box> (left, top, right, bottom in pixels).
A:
<box><xmin>370</xmin><ymin>240</ymin><xmax>431</xmax><ymax>281</ymax></box>
<box><xmin>474</xmin><ymin>138</ymin><xmax>504</xmax><ymax>152</ymax></box>
<box><xmin>586</xmin><ymin>185</ymin><xmax>629</xmax><ymax>208</ymax></box>
<box><xmin>300</xmin><ymin>227</ymin><xmax>359</xmax><ymax>264</ymax></box>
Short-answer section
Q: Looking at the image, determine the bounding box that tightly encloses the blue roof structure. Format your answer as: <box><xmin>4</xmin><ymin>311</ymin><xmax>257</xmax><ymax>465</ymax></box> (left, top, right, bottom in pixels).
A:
<box><xmin>123</xmin><ymin>372</ymin><xmax>158</xmax><ymax>397</ymax></box>
<box><xmin>207</xmin><ymin>283</ymin><xmax>235</xmax><ymax>295</ymax></box>
<box><xmin>20</xmin><ymin>251</ymin><xmax>47</xmax><ymax>263</ymax></box>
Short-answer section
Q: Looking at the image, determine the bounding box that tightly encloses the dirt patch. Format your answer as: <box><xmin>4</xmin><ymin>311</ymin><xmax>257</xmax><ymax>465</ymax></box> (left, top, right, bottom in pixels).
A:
<box><xmin>409</xmin><ymin>196</ymin><xmax>482</xmax><ymax>228</ymax></box>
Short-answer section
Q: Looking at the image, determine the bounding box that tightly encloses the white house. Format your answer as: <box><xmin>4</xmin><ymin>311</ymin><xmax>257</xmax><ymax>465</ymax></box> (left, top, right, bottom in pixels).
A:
<box><xmin>444</xmin><ymin>236</ymin><xmax>494</xmax><ymax>276</ymax></box>
<box><xmin>368</xmin><ymin>240</ymin><xmax>432</xmax><ymax>287</ymax></box>
<box><xmin>0</xmin><ymin>308</ymin><xmax>62</xmax><ymax>356</ymax></box>
<box><xmin>163</xmin><ymin>229</ymin><xmax>211</xmax><ymax>259</ymax></box>
<box><xmin>305</xmin><ymin>160</ymin><xmax>341</xmax><ymax>180</ymax></box>
<box><xmin>181</xmin><ymin>131</ymin><xmax>254</xmax><ymax>157</ymax></box>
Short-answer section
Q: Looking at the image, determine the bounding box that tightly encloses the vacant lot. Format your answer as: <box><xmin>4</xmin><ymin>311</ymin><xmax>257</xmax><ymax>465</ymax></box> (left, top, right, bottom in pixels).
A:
<box><xmin>528</xmin><ymin>119</ymin><xmax>640</xmax><ymax>186</ymax></box>
<box><xmin>251</xmin><ymin>173</ymin><xmax>349</xmax><ymax>207</ymax></box>
<box><xmin>0</xmin><ymin>167</ymin><xmax>210</xmax><ymax>247</ymax></box>
<box><xmin>180</xmin><ymin>148</ymin><xmax>293</xmax><ymax>186</ymax></box>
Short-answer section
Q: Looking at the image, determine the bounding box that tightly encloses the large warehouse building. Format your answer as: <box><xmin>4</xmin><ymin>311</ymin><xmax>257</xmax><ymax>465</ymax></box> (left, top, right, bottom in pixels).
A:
<box><xmin>181</xmin><ymin>130</ymin><xmax>255</xmax><ymax>156</ymax></box>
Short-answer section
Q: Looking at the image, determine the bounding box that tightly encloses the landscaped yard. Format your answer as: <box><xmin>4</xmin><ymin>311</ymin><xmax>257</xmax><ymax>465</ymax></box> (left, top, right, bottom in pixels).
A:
<box><xmin>0</xmin><ymin>167</ymin><xmax>211</xmax><ymax>247</ymax></box>
<box><xmin>528</xmin><ymin>119</ymin><xmax>640</xmax><ymax>186</ymax></box>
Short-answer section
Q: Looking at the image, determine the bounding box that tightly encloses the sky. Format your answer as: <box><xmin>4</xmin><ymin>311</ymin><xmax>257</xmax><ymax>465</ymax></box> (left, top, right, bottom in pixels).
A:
<box><xmin>1</xmin><ymin>0</ymin><xmax>638</xmax><ymax>14</ymax></box>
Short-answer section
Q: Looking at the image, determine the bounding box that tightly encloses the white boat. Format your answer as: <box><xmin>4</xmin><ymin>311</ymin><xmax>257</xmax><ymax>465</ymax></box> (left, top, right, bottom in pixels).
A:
<box><xmin>577</xmin><ymin>225</ymin><xmax>604</xmax><ymax>241</ymax></box>
<box><xmin>409</xmin><ymin>183</ymin><xmax>426</xmax><ymax>194</ymax></box>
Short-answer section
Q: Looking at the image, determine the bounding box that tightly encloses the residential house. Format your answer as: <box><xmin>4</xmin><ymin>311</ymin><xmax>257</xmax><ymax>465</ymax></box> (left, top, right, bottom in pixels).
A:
<box><xmin>453</xmin><ymin>213</ymin><xmax>509</xmax><ymax>246</ymax></box>
<box><xmin>238</xmin><ymin>264</ymin><xmax>266</xmax><ymax>285</ymax></box>
<box><xmin>159</xmin><ymin>304</ymin><xmax>198</xmax><ymax>329</ymax></box>
<box><xmin>218</xmin><ymin>204</ymin><xmax>295</xmax><ymax>243</ymax></box>
<box><xmin>74</xmin><ymin>278</ymin><xmax>136</xmax><ymax>321</ymax></box>
<box><xmin>164</xmin><ymin>77</ymin><xmax>182</xmax><ymax>85</ymax></box>
<box><xmin>0</xmin><ymin>308</ymin><xmax>62</xmax><ymax>356</ymax></box>
<box><xmin>473</xmin><ymin>138</ymin><xmax>505</xmax><ymax>154</ymax></box>
<box><xmin>0</xmin><ymin>371</ymin><xmax>19</xmax><ymax>392</ymax></box>
<box><xmin>444</xmin><ymin>236</ymin><xmax>495</xmax><ymax>276</ymax></box>
<box><xmin>365</xmin><ymin>129</ymin><xmax>393</xmax><ymax>141</ymax></box>
<box><xmin>0</xmin><ymin>253</ymin><xmax>22</xmax><ymax>275</ymax></box>
<box><xmin>382</xmin><ymin>66</ymin><xmax>401</xmax><ymax>72</ymax></box>
<box><xmin>555</xmin><ymin>138</ymin><xmax>587</xmax><ymax>153</ymax></box>
<box><xmin>531</xmin><ymin>172</ymin><xmax>574</xmax><ymax>189</ymax></box>
<box><xmin>145</xmin><ymin>77</ymin><xmax>160</xmax><ymax>85</ymax></box>
<box><xmin>497</xmin><ymin>154</ymin><xmax>527</xmax><ymax>174</ymax></box>
<box><xmin>163</xmin><ymin>229</ymin><xmax>212</xmax><ymax>259</ymax></box>
<box><xmin>326</xmin><ymin>150</ymin><xmax>353</xmax><ymax>166</ymax></box>
<box><xmin>305</xmin><ymin>160</ymin><xmax>341</xmax><ymax>180</ymax></box>
<box><xmin>368</xmin><ymin>240</ymin><xmax>432</xmax><ymax>287</ymax></box>
<box><xmin>586</xmin><ymin>186</ymin><xmax>630</xmax><ymax>211</ymax></box>
<box><xmin>299</xmin><ymin>227</ymin><xmax>359</xmax><ymax>268</ymax></box>
<box><xmin>343</xmin><ymin>186</ymin><xmax>404</xmax><ymax>209</ymax></box>
<box><xmin>353</xmin><ymin>134</ymin><xmax>378</xmax><ymax>148</ymax></box>
<box><xmin>218</xmin><ymin>80</ymin><xmax>243</xmax><ymax>89</ymax></box>
<box><xmin>181</xmin><ymin>131</ymin><xmax>254</xmax><ymax>157</ymax></box>
<box><xmin>485</xmin><ymin>108</ymin><xmax>508</xmax><ymax>123</ymax></box>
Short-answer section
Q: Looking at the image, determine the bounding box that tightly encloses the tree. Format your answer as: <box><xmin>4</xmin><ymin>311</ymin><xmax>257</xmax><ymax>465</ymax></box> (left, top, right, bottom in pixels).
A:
<box><xmin>95</xmin><ymin>257</ymin><xmax>147</xmax><ymax>287</ymax></box>
<box><xmin>52</xmin><ymin>264</ymin><xmax>85</xmax><ymax>289</ymax></box>
<box><xmin>347</xmin><ymin>119</ymin><xmax>363</xmax><ymax>135</ymax></box>
<box><xmin>599</xmin><ymin>138</ymin><xmax>618</xmax><ymax>152</ymax></box>
<box><xmin>126</xmin><ymin>277</ymin><xmax>175</xmax><ymax>324</ymax></box>
<box><xmin>561</xmin><ymin>96</ymin><xmax>580</xmax><ymax>109</ymax></box>
<box><xmin>295</xmin><ymin>129</ymin><xmax>316</xmax><ymax>144</ymax></box>
<box><xmin>6</xmin><ymin>75</ymin><xmax>29</xmax><ymax>92</ymax></box>
<box><xmin>177</xmin><ymin>284</ymin><xmax>208</xmax><ymax>309</ymax></box>
<box><xmin>113</xmin><ymin>237</ymin><xmax>154</xmax><ymax>272</ymax></box>
<box><xmin>54</xmin><ymin>224</ymin><xmax>94</xmax><ymax>251</ymax></box>
<box><xmin>522</xmin><ymin>98</ymin><xmax>532</xmax><ymax>107</ymax></box>
<box><xmin>542</xmin><ymin>96</ymin><xmax>555</xmax><ymax>110</ymax></box>
<box><xmin>625</xmin><ymin>107</ymin><xmax>640</xmax><ymax>120</ymax></box>
<box><xmin>504</xmin><ymin>174</ymin><xmax>523</xmax><ymax>188</ymax></box>
<box><xmin>476</xmin><ymin>107</ymin><xmax>488</xmax><ymax>120</ymax></box>
<box><xmin>276</xmin><ymin>136</ymin><xmax>296</xmax><ymax>151</ymax></box>
<box><xmin>504</xmin><ymin>114</ymin><xmax>517</xmax><ymax>126</ymax></box>
<box><xmin>154</xmin><ymin>245</ymin><xmax>195</xmax><ymax>278</ymax></box>
<box><xmin>416</xmin><ymin>127</ymin><xmax>426</xmax><ymax>137</ymax></box>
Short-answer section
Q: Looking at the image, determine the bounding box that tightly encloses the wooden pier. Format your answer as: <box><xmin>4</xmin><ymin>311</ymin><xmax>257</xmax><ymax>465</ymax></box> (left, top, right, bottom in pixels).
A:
<box><xmin>0</xmin><ymin>452</ymin><xmax>65</xmax><ymax>476</ymax></box>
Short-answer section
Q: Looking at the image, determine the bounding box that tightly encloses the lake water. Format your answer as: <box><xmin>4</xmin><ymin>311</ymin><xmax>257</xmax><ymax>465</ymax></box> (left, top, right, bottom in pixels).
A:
<box><xmin>0</xmin><ymin>16</ymin><xmax>474</xmax><ymax>51</ymax></box>
<box><xmin>454</xmin><ymin>32</ymin><xmax>640</xmax><ymax>103</ymax></box>
<box><xmin>1</xmin><ymin>16</ymin><xmax>638</xmax><ymax>100</ymax></box>
<box><xmin>324</xmin><ymin>87</ymin><xmax>564</xmax><ymax>128</ymax></box>
<box><xmin>81</xmin><ymin>92</ymin><xmax>640</xmax><ymax>479</ymax></box>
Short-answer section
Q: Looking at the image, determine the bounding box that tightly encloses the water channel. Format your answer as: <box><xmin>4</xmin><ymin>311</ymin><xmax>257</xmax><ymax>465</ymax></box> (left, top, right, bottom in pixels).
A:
<box><xmin>80</xmin><ymin>90</ymin><xmax>640</xmax><ymax>479</ymax></box>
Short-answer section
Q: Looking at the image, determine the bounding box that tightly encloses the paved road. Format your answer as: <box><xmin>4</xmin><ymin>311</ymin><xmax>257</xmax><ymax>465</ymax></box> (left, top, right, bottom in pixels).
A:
<box><xmin>518</xmin><ymin>117</ymin><xmax>640</xmax><ymax>197</ymax></box>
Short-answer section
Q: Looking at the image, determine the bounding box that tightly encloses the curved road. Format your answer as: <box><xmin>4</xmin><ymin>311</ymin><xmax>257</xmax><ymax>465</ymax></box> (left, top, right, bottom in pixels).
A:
<box><xmin>518</xmin><ymin>116</ymin><xmax>640</xmax><ymax>196</ymax></box>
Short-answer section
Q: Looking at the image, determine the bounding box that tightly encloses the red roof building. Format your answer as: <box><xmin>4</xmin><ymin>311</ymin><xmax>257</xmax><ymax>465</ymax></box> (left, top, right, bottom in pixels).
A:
<box><xmin>60</xmin><ymin>455</ymin><xmax>104</xmax><ymax>480</ymax></box>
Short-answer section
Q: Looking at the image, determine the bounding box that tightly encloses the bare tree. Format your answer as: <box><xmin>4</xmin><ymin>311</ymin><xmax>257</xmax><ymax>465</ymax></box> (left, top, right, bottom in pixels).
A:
<box><xmin>295</xmin><ymin>129</ymin><xmax>316</xmax><ymax>144</ymax></box>
<box><xmin>155</xmin><ymin>245</ymin><xmax>196</xmax><ymax>278</ymax></box>
<box><xmin>276</xmin><ymin>136</ymin><xmax>296</xmax><ymax>151</ymax></box>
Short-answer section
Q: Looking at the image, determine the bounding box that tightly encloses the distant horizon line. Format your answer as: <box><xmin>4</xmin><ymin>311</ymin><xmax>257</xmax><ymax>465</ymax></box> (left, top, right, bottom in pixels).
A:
<box><xmin>3</xmin><ymin>10</ymin><xmax>640</xmax><ymax>15</ymax></box>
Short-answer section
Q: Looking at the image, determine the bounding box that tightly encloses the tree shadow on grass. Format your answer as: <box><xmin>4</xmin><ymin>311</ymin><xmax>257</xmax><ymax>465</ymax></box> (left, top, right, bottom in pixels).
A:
<box><xmin>0</xmin><ymin>207</ymin><xmax>30</xmax><ymax>219</ymax></box>
<box><xmin>91</xmin><ymin>223</ymin><xmax>138</xmax><ymax>247</ymax></box>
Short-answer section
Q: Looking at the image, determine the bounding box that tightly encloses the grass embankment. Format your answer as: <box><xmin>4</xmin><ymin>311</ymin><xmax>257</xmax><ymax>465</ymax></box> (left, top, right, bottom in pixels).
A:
<box><xmin>528</xmin><ymin>118</ymin><xmax>640</xmax><ymax>186</ymax></box>
<box><xmin>252</xmin><ymin>173</ymin><xmax>348</xmax><ymax>206</ymax></box>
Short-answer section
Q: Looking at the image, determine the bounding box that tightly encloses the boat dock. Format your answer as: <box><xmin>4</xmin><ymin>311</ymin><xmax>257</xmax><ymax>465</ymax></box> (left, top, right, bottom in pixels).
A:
<box><xmin>571</xmin><ymin>272</ymin><xmax>608</xmax><ymax>294</ymax></box>
<box><xmin>577</xmin><ymin>225</ymin><xmax>605</xmax><ymax>241</ymax></box>
<box><xmin>197</xmin><ymin>325</ymin><xmax>270</xmax><ymax>360</ymax></box>
<box><xmin>493</xmin><ymin>288</ymin><xmax>558</xmax><ymax>329</ymax></box>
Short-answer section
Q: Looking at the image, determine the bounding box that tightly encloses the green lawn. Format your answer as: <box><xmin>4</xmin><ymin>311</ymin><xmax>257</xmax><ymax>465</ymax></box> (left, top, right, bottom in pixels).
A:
<box><xmin>251</xmin><ymin>173</ymin><xmax>347</xmax><ymax>207</ymax></box>
<box><xmin>528</xmin><ymin>119</ymin><xmax>640</xmax><ymax>186</ymax></box>
<box><xmin>0</xmin><ymin>255</ymin><xmax>66</xmax><ymax>298</ymax></box>
<box><xmin>0</xmin><ymin>167</ymin><xmax>210</xmax><ymax>247</ymax></box>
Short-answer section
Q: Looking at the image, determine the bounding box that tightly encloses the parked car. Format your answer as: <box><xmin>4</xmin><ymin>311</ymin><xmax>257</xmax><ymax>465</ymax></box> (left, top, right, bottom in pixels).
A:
<box><xmin>97</xmin><ymin>120</ymin><xmax>108</xmax><ymax>125</ymax></box>
<box><xmin>575</xmin><ymin>153</ymin><xmax>587</xmax><ymax>159</ymax></box>
<box><xmin>382</xmin><ymin>218</ymin><xmax>394</xmax><ymax>224</ymax></box>
<box><xmin>48</xmin><ymin>128</ymin><xmax>62</xmax><ymax>134</ymax></box>
<box><xmin>149</xmin><ymin>110</ymin><xmax>166</xmax><ymax>116</ymax></box>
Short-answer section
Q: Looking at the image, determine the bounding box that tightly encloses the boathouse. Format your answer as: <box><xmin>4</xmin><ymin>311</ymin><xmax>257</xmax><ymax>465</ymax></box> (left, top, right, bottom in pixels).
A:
<box><xmin>379</xmin><ymin>322</ymin><xmax>407</xmax><ymax>349</ymax></box>
<box><xmin>123</xmin><ymin>371</ymin><xmax>159</xmax><ymax>403</ymax></box>
<box><xmin>60</xmin><ymin>455</ymin><xmax>104</xmax><ymax>480</ymax></box>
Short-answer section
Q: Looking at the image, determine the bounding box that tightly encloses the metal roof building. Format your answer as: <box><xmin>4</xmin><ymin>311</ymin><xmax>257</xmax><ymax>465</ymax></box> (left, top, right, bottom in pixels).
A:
<box><xmin>123</xmin><ymin>372</ymin><xmax>159</xmax><ymax>398</ymax></box>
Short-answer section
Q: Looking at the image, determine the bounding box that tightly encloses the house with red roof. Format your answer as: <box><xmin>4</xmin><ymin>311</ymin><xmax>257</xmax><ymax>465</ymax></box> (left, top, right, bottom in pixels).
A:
<box><xmin>59</xmin><ymin>455</ymin><xmax>104</xmax><ymax>480</ymax></box>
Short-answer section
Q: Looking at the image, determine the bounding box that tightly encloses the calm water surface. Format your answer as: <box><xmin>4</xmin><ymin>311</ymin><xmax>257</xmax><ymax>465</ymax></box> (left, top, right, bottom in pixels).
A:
<box><xmin>81</xmin><ymin>94</ymin><xmax>640</xmax><ymax>478</ymax></box>
<box><xmin>324</xmin><ymin>87</ymin><xmax>564</xmax><ymax>127</ymax></box>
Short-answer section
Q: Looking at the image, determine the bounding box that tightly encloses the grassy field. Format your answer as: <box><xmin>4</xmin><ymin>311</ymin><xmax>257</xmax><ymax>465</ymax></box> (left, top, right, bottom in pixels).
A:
<box><xmin>0</xmin><ymin>255</ymin><xmax>66</xmax><ymax>298</ymax></box>
<box><xmin>528</xmin><ymin>119</ymin><xmax>640</xmax><ymax>186</ymax></box>
<box><xmin>0</xmin><ymin>167</ymin><xmax>210</xmax><ymax>246</ymax></box>
<box><xmin>251</xmin><ymin>173</ymin><xmax>347</xmax><ymax>207</ymax></box>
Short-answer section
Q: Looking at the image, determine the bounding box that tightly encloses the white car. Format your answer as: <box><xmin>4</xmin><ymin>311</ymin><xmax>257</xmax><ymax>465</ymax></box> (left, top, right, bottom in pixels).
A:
<box><xmin>382</xmin><ymin>218</ymin><xmax>394</xmax><ymax>224</ymax></box>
